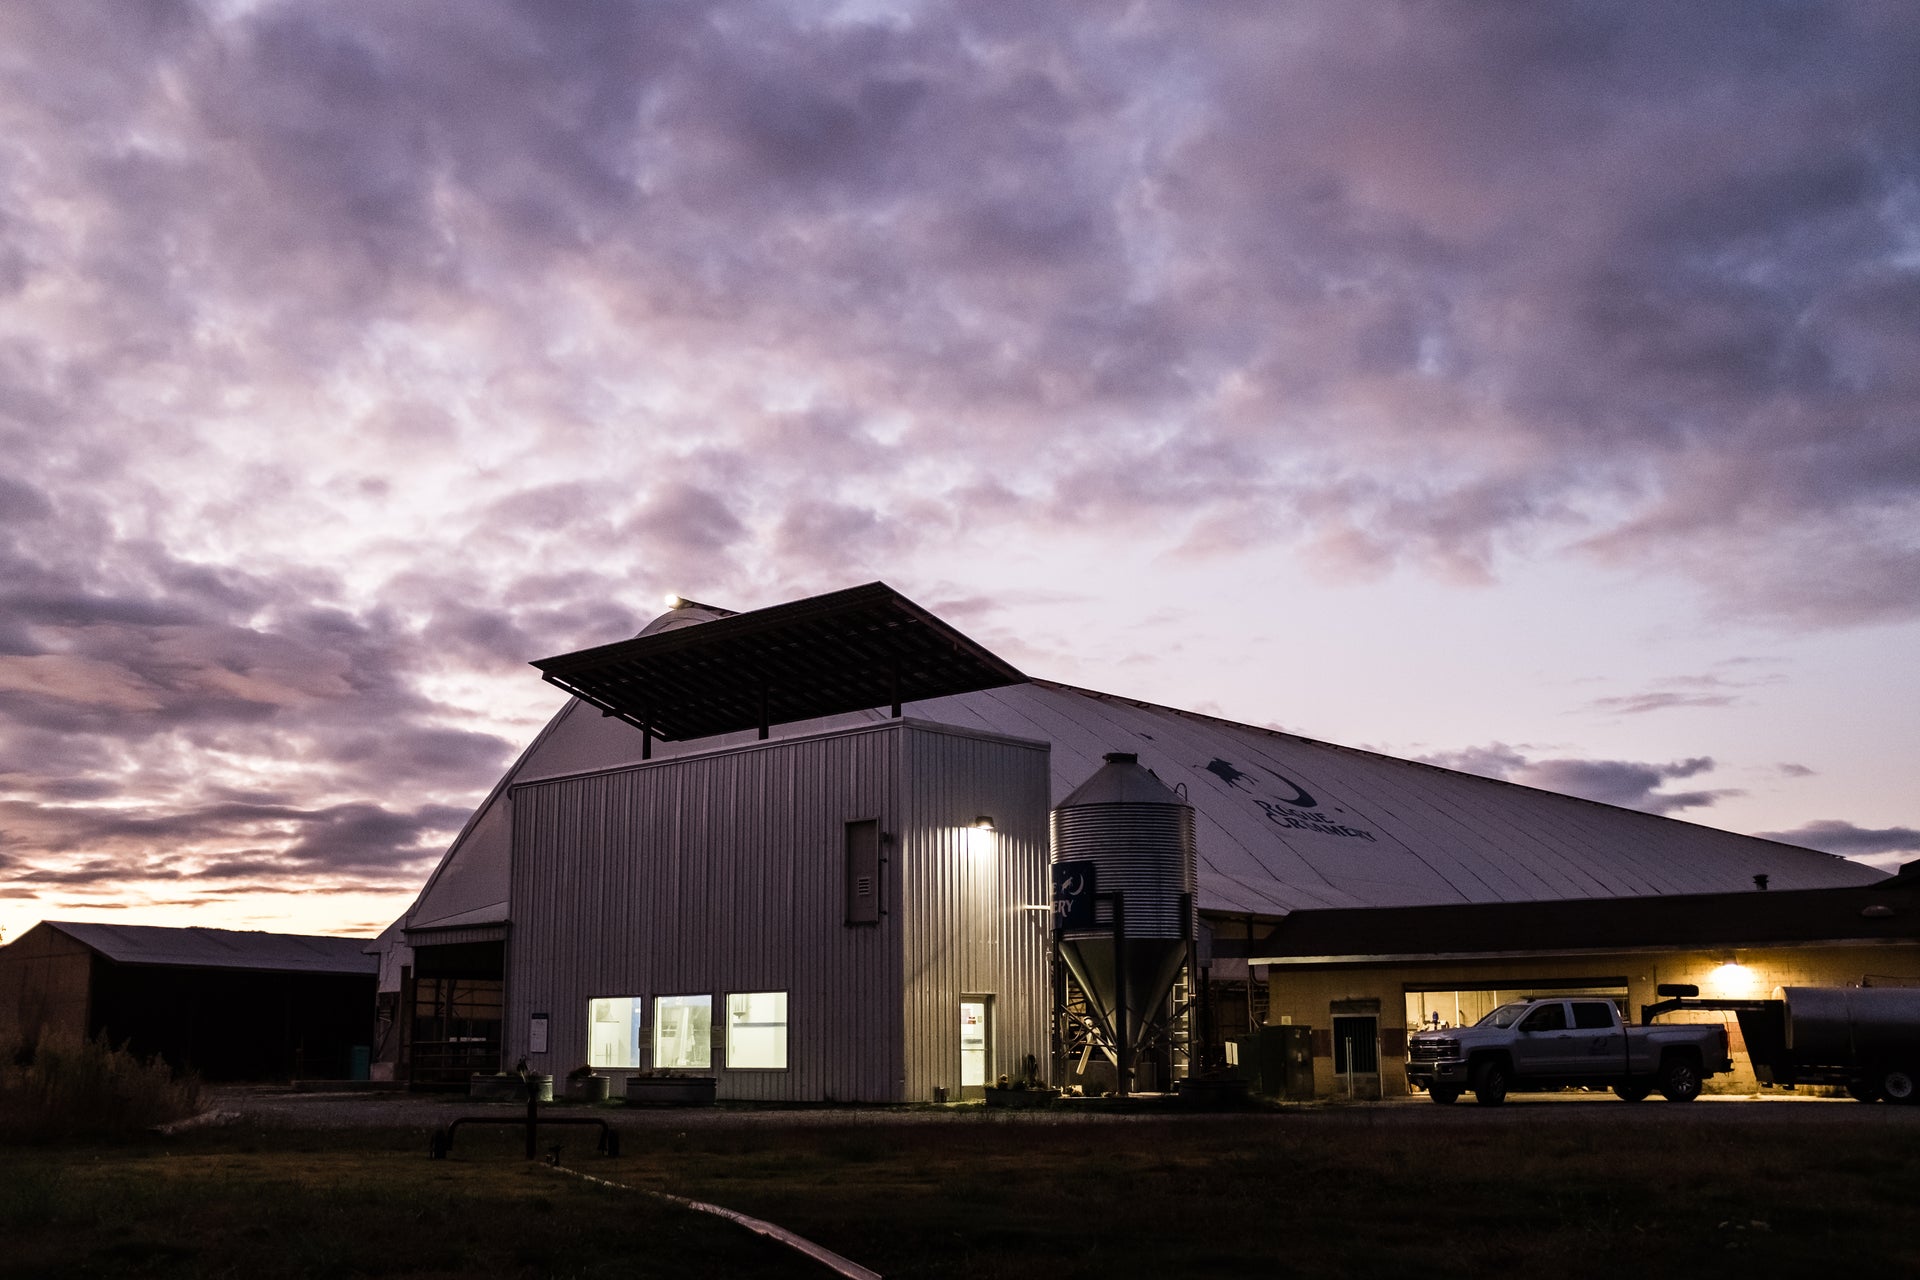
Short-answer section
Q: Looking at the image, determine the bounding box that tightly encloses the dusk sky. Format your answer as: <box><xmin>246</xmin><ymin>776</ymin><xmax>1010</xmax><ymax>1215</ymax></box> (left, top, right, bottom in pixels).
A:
<box><xmin>3</xmin><ymin>1</ymin><xmax>1917</xmax><ymax>942</ymax></box>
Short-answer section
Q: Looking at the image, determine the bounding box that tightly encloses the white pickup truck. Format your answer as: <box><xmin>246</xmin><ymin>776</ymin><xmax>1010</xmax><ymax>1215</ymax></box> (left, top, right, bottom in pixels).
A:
<box><xmin>1406</xmin><ymin>996</ymin><xmax>1733</xmax><ymax>1105</ymax></box>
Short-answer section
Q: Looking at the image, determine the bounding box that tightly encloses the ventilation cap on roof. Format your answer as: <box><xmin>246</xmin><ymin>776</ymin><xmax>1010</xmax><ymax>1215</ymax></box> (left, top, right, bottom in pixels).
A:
<box><xmin>636</xmin><ymin>602</ymin><xmax>733</xmax><ymax>638</ymax></box>
<box><xmin>1058</xmin><ymin>751</ymin><xmax>1189</xmax><ymax>809</ymax></box>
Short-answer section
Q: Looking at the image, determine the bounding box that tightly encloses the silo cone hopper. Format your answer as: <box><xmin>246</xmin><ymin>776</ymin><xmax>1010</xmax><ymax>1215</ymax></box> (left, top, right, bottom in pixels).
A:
<box><xmin>1056</xmin><ymin>934</ymin><xmax>1189</xmax><ymax>1062</ymax></box>
<box><xmin>1052</xmin><ymin>752</ymin><xmax>1198</xmax><ymax>1093</ymax></box>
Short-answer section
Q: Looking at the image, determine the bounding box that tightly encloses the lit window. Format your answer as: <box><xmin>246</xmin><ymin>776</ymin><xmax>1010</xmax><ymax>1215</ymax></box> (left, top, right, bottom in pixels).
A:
<box><xmin>588</xmin><ymin>997</ymin><xmax>645</xmax><ymax>1069</ymax></box>
<box><xmin>652</xmin><ymin>994</ymin><xmax>712</xmax><ymax>1070</ymax></box>
<box><xmin>727</xmin><ymin>992</ymin><xmax>789</xmax><ymax>1070</ymax></box>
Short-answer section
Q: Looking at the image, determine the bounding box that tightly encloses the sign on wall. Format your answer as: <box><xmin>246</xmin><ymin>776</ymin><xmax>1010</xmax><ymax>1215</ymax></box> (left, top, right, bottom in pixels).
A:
<box><xmin>529</xmin><ymin>1013</ymin><xmax>549</xmax><ymax>1055</ymax></box>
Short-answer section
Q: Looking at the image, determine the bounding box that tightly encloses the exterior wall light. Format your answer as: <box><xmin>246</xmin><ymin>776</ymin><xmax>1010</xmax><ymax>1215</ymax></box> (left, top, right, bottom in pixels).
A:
<box><xmin>1706</xmin><ymin>960</ymin><xmax>1756</xmax><ymax>998</ymax></box>
<box><xmin>966</xmin><ymin>816</ymin><xmax>997</xmax><ymax>858</ymax></box>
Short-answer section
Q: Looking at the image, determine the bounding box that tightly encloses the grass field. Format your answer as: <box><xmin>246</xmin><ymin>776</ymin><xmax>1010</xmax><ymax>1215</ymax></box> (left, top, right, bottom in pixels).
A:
<box><xmin>3</xmin><ymin>1104</ymin><xmax>1918</xmax><ymax>1278</ymax></box>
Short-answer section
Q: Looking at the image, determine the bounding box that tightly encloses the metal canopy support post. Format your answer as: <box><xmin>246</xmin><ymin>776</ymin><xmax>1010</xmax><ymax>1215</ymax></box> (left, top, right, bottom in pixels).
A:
<box><xmin>1111</xmin><ymin>890</ymin><xmax>1130</xmax><ymax>1098</ymax></box>
<box><xmin>1246</xmin><ymin>914</ymin><xmax>1256</xmax><ymax>1035</ymax></box>
<box><xmin>1050</xmin><ymin>927</ymin><xmax>1065</xmax><ymax>1088</ymax></box>
<box><xmin>889</xmin><ymin>658</ymin><xmax>902</xmax><ymax>718</ymax></box>
<box><xmin>1180</xmin><ymin>890</ymin><xmax>1197</xmax><ymax>1079</ymax></box>
<box><xmin>758</xmin><ymin>680</ymin><xmax>770</xmax><ymax>740</ymax></box>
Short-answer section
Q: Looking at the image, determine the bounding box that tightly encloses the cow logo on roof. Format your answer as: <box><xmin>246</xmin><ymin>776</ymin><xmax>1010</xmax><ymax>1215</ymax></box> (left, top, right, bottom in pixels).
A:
<box><xmin>1205</xmin><ymin>757</ymin><xmax>1376</xmax><ymax>843</ymax></box>
<box><xmin>1206</xmin><ymin>757</ymin><xmax>1316</xmax><ymax>808</ymax></box>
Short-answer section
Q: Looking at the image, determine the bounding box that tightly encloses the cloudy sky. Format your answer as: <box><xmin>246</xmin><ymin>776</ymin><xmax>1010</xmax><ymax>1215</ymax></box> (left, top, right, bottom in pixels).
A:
<box><xmin>3</xmin><ymin>1</ymin><xmax>1917</xmax><ymax>941</ymax></box>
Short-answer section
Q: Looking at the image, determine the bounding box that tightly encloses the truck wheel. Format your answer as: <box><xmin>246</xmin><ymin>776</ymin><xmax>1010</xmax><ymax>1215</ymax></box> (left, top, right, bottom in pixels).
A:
<box><xmin>1612</xmin><ymin>1083</ymin><xmax>1651</xmax><ymax>1103</ymax></box>
<box><xmin>1472</xmin><ymin>1060</ymin><xmax>1510</xmax><ymax>1106</ymax></box>
<box><xmin>1881</xmin><ymin>1068</ymin><xmax>1917</xmax><ymax>1105</ymax></box>
<box><xmin>1428</xmin><ymin>1085</ymin><xmax>1460</xmax><ymax>1105</ymax></box>
<box><xmin>1658</xmin><ymin>1056</ymin><xmax>1702</xmax><ymax>1103</ymax></box>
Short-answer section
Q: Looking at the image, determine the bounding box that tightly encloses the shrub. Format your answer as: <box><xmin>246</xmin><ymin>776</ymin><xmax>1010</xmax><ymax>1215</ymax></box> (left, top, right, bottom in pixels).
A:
<box><xmin>0</xmin><ymin>1030</ymin><xmax>202</xmax><ymax>1140</ymax></box>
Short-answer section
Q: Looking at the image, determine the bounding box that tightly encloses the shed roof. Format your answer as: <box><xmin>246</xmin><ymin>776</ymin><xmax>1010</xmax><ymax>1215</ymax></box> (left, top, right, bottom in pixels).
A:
<box><xmin>1247</xmin><ymin>866</ymin><xmax>1920</xmax><ymax>963</ymax></box>
<box><xmin>41</xmin><ymin>921</ymin><xmax>378</xmax><ymax>975</ymax></box>
<box><xmin>530</xmin><ymin>582</ymin><xmax>1025</xmax><ymax>741</ymax></box>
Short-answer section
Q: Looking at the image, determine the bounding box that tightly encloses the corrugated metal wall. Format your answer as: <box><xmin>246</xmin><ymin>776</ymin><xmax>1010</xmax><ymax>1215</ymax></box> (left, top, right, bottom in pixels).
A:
<box><xmin>898</xmin><ymin>724</ymin><xmax>1053</xmax><ymax>1101</ymax></box>
<box><xmin>0</xmin><ymin>924</ymin><xmax>94</xmax><ymax>1047</ymax></box>
<box><xmin>505</xmin><ymin>719</ymin><xmax>1049</xmax><ymax>1103</ymax></box>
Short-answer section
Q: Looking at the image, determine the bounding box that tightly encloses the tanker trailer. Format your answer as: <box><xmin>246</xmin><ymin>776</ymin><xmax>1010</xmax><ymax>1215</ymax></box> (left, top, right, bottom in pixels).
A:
<box><xmin>1772</xmin><ymin>986</ymin><xmax>1920</xmax><ymax>1103</ymax></box>
<box><xmin>1643</xmin><ymin>984</ymin><xmax>1920</xmax><ymax>1102</ymax></box>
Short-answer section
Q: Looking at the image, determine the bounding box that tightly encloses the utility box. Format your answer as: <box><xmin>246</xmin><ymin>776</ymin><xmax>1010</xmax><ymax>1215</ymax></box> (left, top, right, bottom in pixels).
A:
<box><xmin>1255</xmin><ymin>1024</ymin><xmax>1316</xmax><ymax>1100</ymax></box>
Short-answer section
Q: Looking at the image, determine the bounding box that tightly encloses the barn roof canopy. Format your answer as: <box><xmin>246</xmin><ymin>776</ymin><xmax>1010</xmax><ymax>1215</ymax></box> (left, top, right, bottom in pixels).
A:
<box><xmin>530</xmin><ymin>581</ymin><xmax>1026</xmax><ymax>742</ymax></box>
<box><xmin>42</xmin><ymin>921</ymin><xmax>378</xmax><ymax>975</ymax></box>
<box><xmin>1246</xmin><ymin>865</ymin><xmax>1920</xmax><ymax>964</ymax></box>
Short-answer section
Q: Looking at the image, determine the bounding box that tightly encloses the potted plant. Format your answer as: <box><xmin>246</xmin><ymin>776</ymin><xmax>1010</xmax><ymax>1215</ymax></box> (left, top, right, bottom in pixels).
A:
<box><xmin>622</xmin><ymin>1068</ymin><xmax>717</xmax><ymax>1107</ymax></box>
<box><xmin>469</xmin><ymin>1064</ymin><xmax>553</xmax><ymax>1102</ymax></box>
<box><xmin>469</xmin><ymin>1070</ymin><xmax>519</xmax><ymax>1101</ymax></box>
<box><xmin>984</xmin><ymin>1054</ymin><xmax>1060</xmax><ymax>1109</ymax></box>
<box><xmin>564</xmin><ymin>1063</ymin><xmax>610</xmax><ymax>1103</ymax></box>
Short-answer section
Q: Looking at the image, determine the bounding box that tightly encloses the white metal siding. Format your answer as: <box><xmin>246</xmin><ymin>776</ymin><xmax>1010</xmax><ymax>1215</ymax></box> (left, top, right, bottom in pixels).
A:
<box><xmin>897</xmin><ymin>724</ymin><xmax>1053</xmax><ymax>1100</ymax></box>
<box><xmin>503</xmin><ymin>719</ymin><xmax>1050</xmax><ymax>1103</ymax></box>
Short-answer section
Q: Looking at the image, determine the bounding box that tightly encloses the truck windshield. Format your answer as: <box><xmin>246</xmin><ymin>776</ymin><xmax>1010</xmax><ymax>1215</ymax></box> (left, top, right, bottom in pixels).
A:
<box><xmin>1476</xmin><ymin>1003</ymin><xmax>1532</xmax><ymax>1028</ymax></box>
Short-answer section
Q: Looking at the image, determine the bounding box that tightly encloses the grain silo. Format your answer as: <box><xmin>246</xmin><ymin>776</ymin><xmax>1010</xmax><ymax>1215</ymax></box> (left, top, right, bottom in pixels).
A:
<box><xmin>1051</xmin><ymin>752</ymin><xmax>1198</xmax><ymax>1094</ymax></box>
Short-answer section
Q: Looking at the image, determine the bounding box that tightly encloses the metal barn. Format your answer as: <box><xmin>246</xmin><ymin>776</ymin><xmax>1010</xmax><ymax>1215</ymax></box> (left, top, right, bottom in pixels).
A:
<box><xmin>505</xmin><ymin>718</ymin><xmax>1051</xmax><ymax>1102</ymax></box>
<box><xmin>382</xmin><ymin>582</ymin><xmax>1887</xmax><ymax>1100</ymax></box>
<box><xmin>0</xmin><ymin>921</ymin><xmax>377</xmax><ymax>1081</ymax></box>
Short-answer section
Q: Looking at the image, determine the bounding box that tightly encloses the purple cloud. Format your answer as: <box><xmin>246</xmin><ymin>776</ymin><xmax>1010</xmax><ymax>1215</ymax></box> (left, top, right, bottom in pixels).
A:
<box><xmin>2</xmin><ymin>1</ymin><xmax>1916</xmax><ymax>931</ymax></box>
<box><xmin>1756</xmin><ymin>820</ymin><xmax>1920</xmax><ymax>869</ymax></box>
<box><xmin>1421</xmin><ymin>744</ymin><xmax>1738</xmax><ymax>816</ymax></box>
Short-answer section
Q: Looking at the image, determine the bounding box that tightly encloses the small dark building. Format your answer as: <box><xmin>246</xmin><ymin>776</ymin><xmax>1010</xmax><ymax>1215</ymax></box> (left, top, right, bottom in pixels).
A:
<box><xmin>0</xmin><ymin>921</ymin><xmax>378</xmax><ymax>1081</ymax></box>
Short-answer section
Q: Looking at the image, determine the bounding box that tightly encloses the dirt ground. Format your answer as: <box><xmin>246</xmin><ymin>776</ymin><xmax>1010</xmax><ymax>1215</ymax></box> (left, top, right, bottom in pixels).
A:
<box><xmin>211</xmin><ymin>1081</ymin><xmax>1915</xmax><ymax>1132</ymax></box>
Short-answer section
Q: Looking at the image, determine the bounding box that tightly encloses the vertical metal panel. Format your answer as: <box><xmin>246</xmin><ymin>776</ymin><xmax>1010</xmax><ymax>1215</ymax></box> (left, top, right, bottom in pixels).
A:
<box><xmin>507</xmin><ymin>724</ymin><xmax>903</xmax><ymax>1102</ymax></box>
<box><xmin>503</xmin><ymin>718</ymin><xmax>1050</xmax><ymax>1103</ymax></box>
<box><xmin>897</xmin><ymin>723</ymin><xmax>1053</xmax><ymax>1101</ymax></box>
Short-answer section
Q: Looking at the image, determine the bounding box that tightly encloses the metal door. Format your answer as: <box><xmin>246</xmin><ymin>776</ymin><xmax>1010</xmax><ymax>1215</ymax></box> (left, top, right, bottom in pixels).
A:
<box><xmin>1331</xmin><ymin>1015</ymin><xmax>1379</xmax><ymax>1097</ymax></box>
<box><xmin>1567</xmin><ymin>999</ymin><xmax>1625</xmax><ymax>1072</ymax></box>
<box><xmin>960</xmin><ymin>998</ymin><xmax>992</xmax><ymax>1099</ymax></box>
<box><xmin>1513</xmin><ymin>1000</ymin><xmax>1575</xmax><ymax>1076</ymax></box>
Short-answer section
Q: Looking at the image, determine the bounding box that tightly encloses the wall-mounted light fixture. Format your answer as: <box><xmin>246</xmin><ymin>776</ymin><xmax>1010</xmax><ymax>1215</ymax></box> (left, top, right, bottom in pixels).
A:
<box><xmin>1706</xmin><ymin>950</ymin><xmax>1755</xmax><ymax>997</ymax></box>
<box><xmin>966</xmin><ymin>815</ymin><xmax>997</xmax><ymax>858</ymax></box>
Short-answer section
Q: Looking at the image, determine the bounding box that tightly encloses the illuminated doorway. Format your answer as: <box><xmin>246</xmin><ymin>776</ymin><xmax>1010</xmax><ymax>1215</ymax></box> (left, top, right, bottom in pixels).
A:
<box><xmin>960</xmin><ymin>997</ymin><xmax>992</xmax><ymax>1099</ymax></box>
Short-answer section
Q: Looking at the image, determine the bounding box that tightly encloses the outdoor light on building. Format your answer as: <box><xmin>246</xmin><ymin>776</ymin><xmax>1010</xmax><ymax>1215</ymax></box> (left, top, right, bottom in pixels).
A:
<box><xmin>967</xmin><ymin>815</ymin><xmax>997</xmax><ymax>857</ymax></box>
<box><xmin>664</xmin><ymin>592</ymin><xmax>685</xmax><ymax>608</ymax></box>
<box><xmin>1706</xmin><ymin>953</ymin><xmax>1756</xmax><ymax>997</ymax></box>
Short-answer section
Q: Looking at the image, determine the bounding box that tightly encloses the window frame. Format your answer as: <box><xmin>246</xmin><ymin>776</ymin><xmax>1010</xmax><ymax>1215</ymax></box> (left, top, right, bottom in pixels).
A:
<box><xmin>586</xmin><ymin>995</ymin><xmax>646</xmax><ymax>1070</ymax></box>
<box><xmin>1519</xmin><ymin>1002</ymin><xmax>1568</xmax><ymax>1032</ymax></box>
<box><xmin>651</xmin><ymin>993</ymin><xmax>714</xmax><ymax>1071</ymax></box>
<box><xmin>724</xmin><ymin>990</ymin><xmax>790</xmax><ymax>1071</ymax></box>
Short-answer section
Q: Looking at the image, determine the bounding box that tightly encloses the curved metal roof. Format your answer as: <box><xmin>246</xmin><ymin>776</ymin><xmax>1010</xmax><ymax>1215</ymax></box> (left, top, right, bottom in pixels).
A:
<box><xmin>398</xmin><ymin>585</ymin><xmax>1883</xmax><ymax>936</ymax></box>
